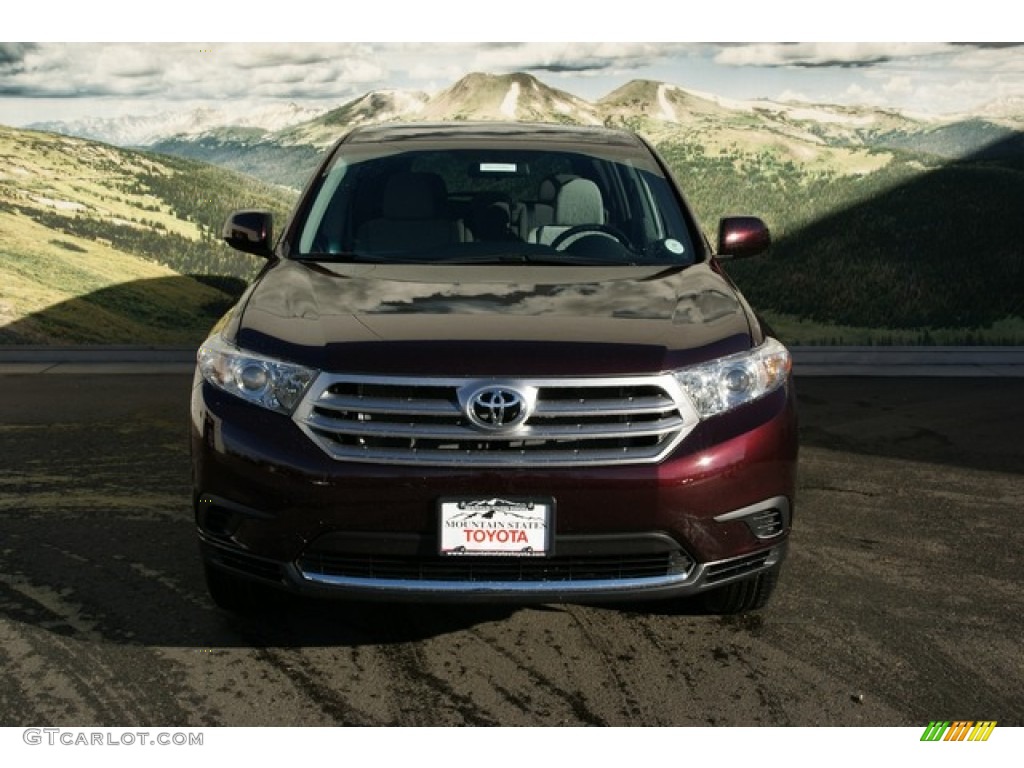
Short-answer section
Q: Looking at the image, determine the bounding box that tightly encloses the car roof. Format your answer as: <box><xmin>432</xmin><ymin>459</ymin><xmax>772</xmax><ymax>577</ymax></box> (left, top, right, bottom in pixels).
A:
<box><xmin>340</xmin><ymin>121</ymin><xmax>648</xmax><ymax>152</ymax></box>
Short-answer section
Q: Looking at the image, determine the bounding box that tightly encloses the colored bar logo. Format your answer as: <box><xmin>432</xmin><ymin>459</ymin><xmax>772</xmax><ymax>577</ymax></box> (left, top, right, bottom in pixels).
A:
<box><xmin>921</xmin><ymin>721</ymin><xmax>997</xmax><ymax>741</ymax></box>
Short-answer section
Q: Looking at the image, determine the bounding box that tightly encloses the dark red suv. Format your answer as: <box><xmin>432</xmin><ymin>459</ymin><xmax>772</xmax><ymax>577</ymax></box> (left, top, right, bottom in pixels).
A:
<box><xmin>191</xmin><ymin>122</ymin><xmax>797</xmax><ymax>614</ymax></box>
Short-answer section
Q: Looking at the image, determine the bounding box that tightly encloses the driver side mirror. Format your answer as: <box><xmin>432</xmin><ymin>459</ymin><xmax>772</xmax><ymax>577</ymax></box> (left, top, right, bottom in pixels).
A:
<box><xmin>716</xmin><ymin>216</ymin><xmax>771</xmax><ymax>260</ymax></box>
<box><xmin>223</xmin><ymin>210</ymin><xmax>274</xmax><ymax>258</ymax></box>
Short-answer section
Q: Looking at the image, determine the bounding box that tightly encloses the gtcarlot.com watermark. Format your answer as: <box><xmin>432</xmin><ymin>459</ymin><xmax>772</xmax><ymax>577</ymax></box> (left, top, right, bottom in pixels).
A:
<box><xmin>23</xmin><ymin>728</ymin><xmax>203</xmax><ymax>747</ymax></box>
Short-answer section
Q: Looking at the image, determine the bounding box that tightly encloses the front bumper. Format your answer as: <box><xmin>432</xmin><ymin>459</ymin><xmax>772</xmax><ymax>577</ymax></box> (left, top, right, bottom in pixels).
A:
<box><xmin>200</xmin><ymin>530</ymin><xmax>788</xmax><ymax>603</ymax></box>
<box><xmin>191</xmin><ymin>376</ymin><xmax>797</xmax><ymax>604</ymax></box>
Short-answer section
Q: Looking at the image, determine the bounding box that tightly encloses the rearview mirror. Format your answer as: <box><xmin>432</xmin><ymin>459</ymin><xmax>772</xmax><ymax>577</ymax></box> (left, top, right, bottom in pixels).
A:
<box><xmin>716</xmin><ymin>216</ymin><xmax>771</xmax><ymax>260</ymax></box>
<box><xmin>223</xmin><ymin>210</ymin><xmax>274</xmax><ymax>258</ymax></box>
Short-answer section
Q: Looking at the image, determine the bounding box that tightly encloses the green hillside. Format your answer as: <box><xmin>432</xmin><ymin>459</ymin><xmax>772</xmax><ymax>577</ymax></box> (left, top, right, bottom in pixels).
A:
<box><xmin>0</xmin><ymin>125</ymin><xmax>297</xmax><ymax>344</ymax></box>
<box><xmin>151</xmin><ymin>133</ymin><xmax>323</xmax><ymax>190</ymax></box>
<box><xmin>655</xmin><ymin>136</ymin><xmax>1024</xmax><ymax>344</ymax></box>
<box><xmin>874</xmin><ymin>119</ymin><xmax>1024</xmax><ymax>161</ymax></box>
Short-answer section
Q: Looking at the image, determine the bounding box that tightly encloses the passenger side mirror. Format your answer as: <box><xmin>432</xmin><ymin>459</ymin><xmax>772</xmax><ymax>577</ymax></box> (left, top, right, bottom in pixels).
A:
<box><xmin>716</xmin><ymin>217</ymin><xmax>771</xmax><ymax>260</ymax></box>
<box><xmin>223</xmin><ymin>210</ymin><xmax>274</xmax><ymax>258</ymax></box>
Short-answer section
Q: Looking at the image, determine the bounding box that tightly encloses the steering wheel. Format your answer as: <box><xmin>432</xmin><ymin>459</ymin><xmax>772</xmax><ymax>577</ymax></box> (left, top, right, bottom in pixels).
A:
<box><xmin>549</xmin><ymin>224</ymin><xmax>632</xmax><ymax>251</ymax></box>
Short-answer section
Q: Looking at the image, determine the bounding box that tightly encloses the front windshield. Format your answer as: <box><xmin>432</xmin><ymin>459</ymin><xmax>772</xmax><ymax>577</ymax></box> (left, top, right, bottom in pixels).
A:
<box><xmin>295</xmin><ymin>145</ymin><xmax>697</xmax><ymax>266</ymax></box>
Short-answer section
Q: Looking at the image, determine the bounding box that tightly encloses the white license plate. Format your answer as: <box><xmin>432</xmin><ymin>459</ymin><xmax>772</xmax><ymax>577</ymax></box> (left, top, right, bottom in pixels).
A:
<box><xmin>439</xmin><ymin>498</ymin><xmax>552</xmax><ymax>556</ymax></box>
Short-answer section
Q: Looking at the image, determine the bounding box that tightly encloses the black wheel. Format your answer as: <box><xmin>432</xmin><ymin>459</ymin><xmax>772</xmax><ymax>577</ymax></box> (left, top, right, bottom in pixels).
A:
<box><xmin>701</xmin><ymin>564</ymin><xmax>780</xmax><ymax>614</ymax></box>
<box><xmin>549</xmin><ymin>224</ymin><xmax>631</xmax><ymax>250</ymax></box>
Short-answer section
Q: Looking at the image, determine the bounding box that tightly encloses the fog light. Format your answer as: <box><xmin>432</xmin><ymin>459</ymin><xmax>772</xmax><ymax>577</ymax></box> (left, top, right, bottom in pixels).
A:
<box><xmin>713</xmin><ymin>496</ymin><xmax>791</xmax><ymax>540</ymax></box>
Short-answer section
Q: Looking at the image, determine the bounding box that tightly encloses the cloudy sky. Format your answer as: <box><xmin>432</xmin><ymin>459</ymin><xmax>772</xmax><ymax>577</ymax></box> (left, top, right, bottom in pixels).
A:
<box><xmin>3</xmin><ymin>6</ymin><xmax>1022</xmax><ymax>126</ymax></box>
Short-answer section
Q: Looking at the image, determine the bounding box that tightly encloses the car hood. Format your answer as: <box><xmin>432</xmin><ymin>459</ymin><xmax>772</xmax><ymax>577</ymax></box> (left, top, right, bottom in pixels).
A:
<box><xmin>231</xmin><ymin>261</ymin><xmax>756</xmax><ymax>375</ymax></box>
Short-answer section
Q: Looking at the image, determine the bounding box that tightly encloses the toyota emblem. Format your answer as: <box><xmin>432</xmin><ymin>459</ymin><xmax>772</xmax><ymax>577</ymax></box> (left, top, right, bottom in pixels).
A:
<box><xmin>466</xmin><ymin>386</ymin><xmax>528</xmax><ymax>430</ymax></box>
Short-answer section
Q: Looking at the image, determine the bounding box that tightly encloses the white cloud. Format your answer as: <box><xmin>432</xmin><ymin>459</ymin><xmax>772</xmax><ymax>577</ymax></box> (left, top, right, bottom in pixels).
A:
<box><xmin>945</xmin><ymin>45</ymin><xmax>1024</xmax><ymax>74</ymax></box>
<box><xmin>469</xmin><ymin>42</ymin><xmax>691</xmax><ymax>73</ymax></box>
<box><xmin>838</xmin><ymin>83</ymin><xmax>879</xmax><ymax>105</ymax></box>
<box><xmin>0</xmin><ymin>43</ymin><xmax>392</xmax><ymax>102</ymax></box>
<box><xmin>881</xmin><ymin>76</ymin><xmax>914</xmax><ymax>97</ymax></box>
<box><xmin>714</xmin><ymin>42</ymin><xmax>956</xmax><ymax>69</ymax></box>
<box><xmin>2</xmin><ymin>41</ymin><xmax>1022</xmax><ymax>125</ymax></box>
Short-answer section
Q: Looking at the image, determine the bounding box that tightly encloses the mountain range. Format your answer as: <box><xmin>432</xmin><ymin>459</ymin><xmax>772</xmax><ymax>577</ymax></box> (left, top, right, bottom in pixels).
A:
<box><xmin>28</xmin><ymin>102</ymin><xmax>329</xmax><ymax>148</ymax></box>
<box><xmin>28</xmin><ymin>72</ymin><xmax>1024</xmax><ymax>190</ymax></box>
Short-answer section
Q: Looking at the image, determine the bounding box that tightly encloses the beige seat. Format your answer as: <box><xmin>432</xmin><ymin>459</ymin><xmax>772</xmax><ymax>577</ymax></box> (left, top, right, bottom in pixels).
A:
<box><xmin>528</xmin><ymin>178</ymin><xmax>605</xmax><ymax>246</ymax></box>
<box><xmin>356</xmin><ymin>172</ymin><xmax>459</xmax><ymax>251</ymax></box>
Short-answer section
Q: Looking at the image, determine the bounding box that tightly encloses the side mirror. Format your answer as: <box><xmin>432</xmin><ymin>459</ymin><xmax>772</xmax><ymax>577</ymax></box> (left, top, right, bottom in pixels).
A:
<box><xmin>223</xmin><ymin>210</ymin><xmax>274</xmax><ymax>258</ymax></box>
<box><xmin>716</xmin><ymin>216</ymin><xmax>771</xmax><ymax>260</ymax></box>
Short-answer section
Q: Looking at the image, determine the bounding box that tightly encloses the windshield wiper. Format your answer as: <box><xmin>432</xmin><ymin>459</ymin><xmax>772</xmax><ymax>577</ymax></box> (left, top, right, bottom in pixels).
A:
<box><xmin>522</xmin><ymin>254</ymin><xmax>640</xmax><ymax>266</ymax></box>
<box><xmin>426</xmin><ymin>253</ymin><xmax>534</xmax><ymax>264</ymax></box>
<box><xmin>295</xmin><ymin>252</ymin><xmax>387</xmax><ymax>263</ymax></box>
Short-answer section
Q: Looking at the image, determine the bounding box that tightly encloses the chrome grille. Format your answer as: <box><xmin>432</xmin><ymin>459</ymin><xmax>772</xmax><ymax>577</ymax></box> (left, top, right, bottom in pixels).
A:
<box><xmin>292</xmin><ymin>374</ymin><xmax>698</xmax><ymax>466</ymax></box>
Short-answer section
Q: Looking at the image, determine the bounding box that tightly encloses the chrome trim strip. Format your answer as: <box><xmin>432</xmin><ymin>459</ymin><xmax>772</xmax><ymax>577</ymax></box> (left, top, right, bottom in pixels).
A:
<box><xmin>533</xmin><ymin>396</ymin><xmax>676</xmax><ymax>417</ymax></box>
<box><xmin>316</xmin><ymin>393</ymin><xmax>461</xmax><ymax>416</ymax></box>
<box><xmin>295</xmin><ymin>569</ymin><xmax>697</xmax><ymax>596</ymax></box>
<box><xmin>293</xmin><ymin>443</ymin><xmax>680</xmax><ymax>467</ymax></box>
<box><xmin>291</xmin><ymin>544</ymin><xmax>787</xmax><ymax>598</ymax></box>
<box><xmin>713</xmin><ymin>496</ymin><xmax>791</xmax><ymax>539</ymax></box>
<box><xmin>306</xmin><ymin>411</ymin><xmax>685</xmax><ymax>441</ymax></box>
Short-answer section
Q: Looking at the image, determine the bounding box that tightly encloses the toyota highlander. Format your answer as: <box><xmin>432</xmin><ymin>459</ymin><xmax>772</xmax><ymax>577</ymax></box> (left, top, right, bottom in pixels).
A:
<box><xmin>191</xmin><ymin>122</ymin><xmax>798</xmax><ymax>614</ymax></box>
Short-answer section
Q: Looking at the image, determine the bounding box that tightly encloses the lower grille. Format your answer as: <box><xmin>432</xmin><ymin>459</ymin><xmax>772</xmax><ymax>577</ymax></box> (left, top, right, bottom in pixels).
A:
<box><xmin>206</xmin><ymin>546</ymin><xmax>284</xmax><ymax>582</ymax></box>
<box><xmin>297</xmin><ymin>550</ymin><xmax>694</xmax><ymax>583</ymax></box>
<box><xmin>703</xmin><ymin>552</ymin><xmax>771</xmax><ymax>585</ymax></box>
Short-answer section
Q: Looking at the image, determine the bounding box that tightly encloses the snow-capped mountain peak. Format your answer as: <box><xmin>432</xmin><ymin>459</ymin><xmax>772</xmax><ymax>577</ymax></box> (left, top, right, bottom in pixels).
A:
<box><xmin>28</xmin><ymin>102</ymin><xmax>328</xmax><ymax>147</ymax></box>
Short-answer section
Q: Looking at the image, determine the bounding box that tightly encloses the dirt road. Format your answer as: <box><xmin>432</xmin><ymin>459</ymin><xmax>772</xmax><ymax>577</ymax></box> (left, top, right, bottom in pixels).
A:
<box><xmin>0</xmin><ymin>374</ymin><xmax>1020</xmax><ymax>726</ymax></box>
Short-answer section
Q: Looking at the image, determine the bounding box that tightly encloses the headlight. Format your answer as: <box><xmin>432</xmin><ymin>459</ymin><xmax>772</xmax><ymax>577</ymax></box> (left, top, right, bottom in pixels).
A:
<box><xmin>197</xmin><ymin>335</ymin><xmax>318</xmax><ymax>414</ymax></box>
<box><xmin>675</xmin><ymin>338</ymin><xmax>791</xmax><ymax>419</ymax></box>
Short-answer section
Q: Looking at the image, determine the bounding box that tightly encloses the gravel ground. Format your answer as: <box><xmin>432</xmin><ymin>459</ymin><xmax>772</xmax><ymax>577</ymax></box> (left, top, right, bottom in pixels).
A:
<box><xmin>0</xmin><ymin>374</ymin><xmax>1020</xmax><ymax>726</ymax></box>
